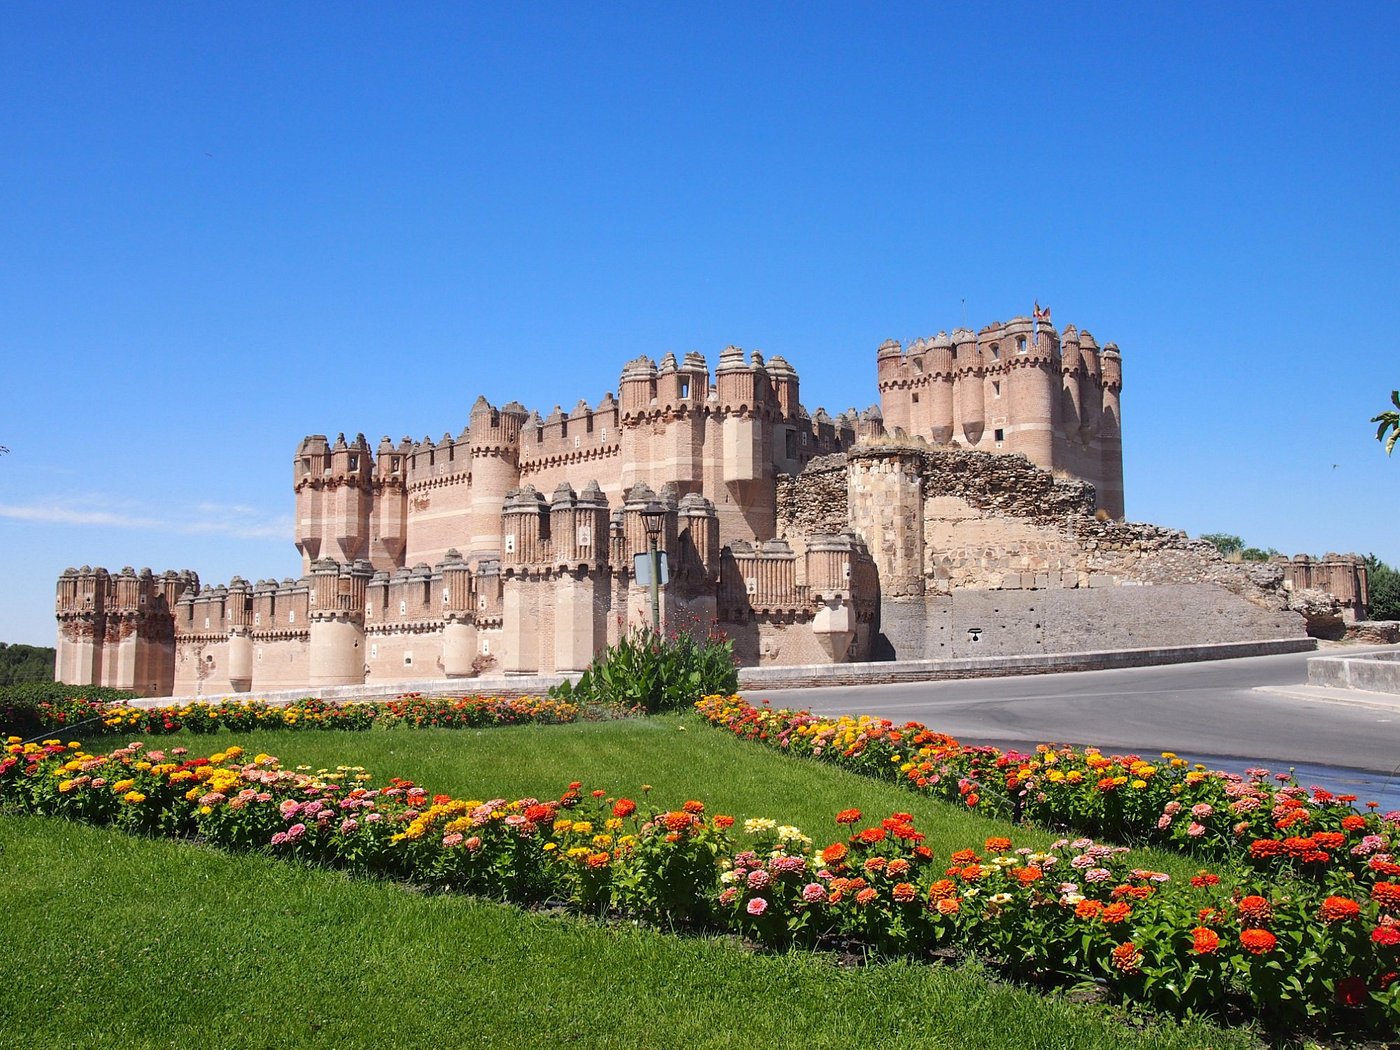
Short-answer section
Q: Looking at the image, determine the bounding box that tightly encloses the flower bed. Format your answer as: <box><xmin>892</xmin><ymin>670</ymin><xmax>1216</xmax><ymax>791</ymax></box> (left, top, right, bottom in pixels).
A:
<box><xmin>2</xmin><ymin>694</ymin><xmax>580</xmax><ymax>738</ymax></box>
<box><xmin>4</xmin><ymin>735</ymin><xmax>1397</xmax><ymax>1033</ymax></box>
<box><xmin>693</xmin><ymin>696</ymin><xmax>1400</xmax><ymax>890</ymax></box>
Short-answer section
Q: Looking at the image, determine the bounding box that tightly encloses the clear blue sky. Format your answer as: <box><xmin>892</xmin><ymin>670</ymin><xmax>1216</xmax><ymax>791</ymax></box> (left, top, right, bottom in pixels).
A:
<box><xmin>3</xmin><ymin>2</ymin><xmax>1398</xmax><ymax>647</ymax></box>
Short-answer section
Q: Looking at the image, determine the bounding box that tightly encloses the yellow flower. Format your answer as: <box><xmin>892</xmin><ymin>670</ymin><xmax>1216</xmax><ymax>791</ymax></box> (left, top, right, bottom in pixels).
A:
<box><xmin>572</xmin><ymin>821</ymin><xmax>593</xmax><ymax>835</ymax></box>
<box><xmin>133</xmin><ymin>761</ymin><xmax>152</xmax><ymax>771</ymax></box>
<box><xmin>1047</xmin><ymin>770</ymin><xmax>1065</xmax><ymax>783</ymax></box>
<box><xmin>123</xmin><ymin>791</ymin><xmax>146</xmax><ymax>804</ymax></box>
<box><xmin>1131</xmin><ymin>779</ymin><xmax>1148</xmax><ymax>790</ymax></box>
<box><xmin>543</xmin><ymin>842</ymin><xmax>558</xmax><ymax>852</ymax></box>
<box><xmin>199</xmin><ymin>805</ymin><xmax>213</xmax><ymax>815</ymax></box>
<box><xmin>592</xmin><ymin>834</ymin><xmax>613</xmax><ymax>848</ymax></box>
<box><xmin>58</xmin><ymin>779</ymin><xmax>76</xmax><ymax>793</ymax></box>
<box><xmin>112</xmin><ymin>779</ymin><xmax>136</xmax><ymax>793</ymax></box>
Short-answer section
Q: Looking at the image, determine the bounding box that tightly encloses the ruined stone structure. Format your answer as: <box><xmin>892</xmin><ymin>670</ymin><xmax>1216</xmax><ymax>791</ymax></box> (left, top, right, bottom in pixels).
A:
<box><xmin>54</xmin><ymin>315</ymin><xmax>1366</xmax><ymax>697</ymax></box>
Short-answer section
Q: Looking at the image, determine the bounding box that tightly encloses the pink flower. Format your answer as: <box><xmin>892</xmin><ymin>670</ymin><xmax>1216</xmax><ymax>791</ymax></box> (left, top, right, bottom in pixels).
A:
<box><xmin>270</xmin><ymin>831</ymin><xmax>288</xmax><ymax>846</ymax></box>
<box><xmin>464</xmin><ymin>836</ymin><xmax>482</xmax><ymax>851</ymax></box>
<box><xmin>746</xmin><ymin>869</ymin><xmax>772</xmax><ymax>890</ymax></box>
<box><xmin>1085</xmin><ymin>867</ymin><xmax>1112</xmax><ymax>883</ymax></box>
<box><xmin>1191</xmin><ymin>804</ymin><xmax>1214</xmax><ymax>819</ymax></box>
<box><xmin>1156</xmin><ymin>815</ymin><xmax>1172</xmax><ymax>830</ymax></box>
<box><xmin>285</xmin><ymin>823</ymin><xmax>307</xmax><ymax>841</ymax></box>
<box><xmin>718</xmin><ymin>887</ymin><xmax>740</xmax><ymax>906</ymax></box>
<box><xmin>746</xmin><ymin>896</ymin><xmax>768</xmax><ymax>916</ymax></box>
<box><xmin>1187</xmin><ymin>823</ymin><xmax>1206</xmax><ymax>837</ymax></box>
<box><xmin>340</xmin><ymin>818</ymin><xmax>359</xmax><ymax>834</ymax></box>
<box><xmin>802</xmin><ymin>882</ymin><xmax>826</xmax><ymax>903</ymax></box>
<box><xmin>442</xmin><ymin>833</ymin><xmax>464</xmax><ymax>847</ymax></box>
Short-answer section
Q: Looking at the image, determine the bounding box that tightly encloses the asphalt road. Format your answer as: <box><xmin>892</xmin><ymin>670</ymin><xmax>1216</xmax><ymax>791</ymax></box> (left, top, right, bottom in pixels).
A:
<box><xmin>749</xmin><ymin>648</ymin><xmax>1400</xmax><ymax>778</ymax></box>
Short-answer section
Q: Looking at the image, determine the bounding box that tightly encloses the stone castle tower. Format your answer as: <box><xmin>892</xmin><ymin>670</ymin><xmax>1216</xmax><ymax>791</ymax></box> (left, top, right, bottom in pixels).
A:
<box><xmin>55</xmin><ymin>317</ymin><xmax>1163</xmax><ymax>696</ymax></box>
<box><xmin>876</xmin><ymin>318</ymin><xmax>1124</xmax><ymax>518</ymax></box>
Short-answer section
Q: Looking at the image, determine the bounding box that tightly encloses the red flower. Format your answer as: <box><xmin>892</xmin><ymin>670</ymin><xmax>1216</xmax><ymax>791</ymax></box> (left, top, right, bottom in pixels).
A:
<box><xmin>1237</xmin><ymin>895</ymin><xmax>1272</xmax><ymax>923</ymax></box>
<box><xmin>682</xmin><ymin>799</ymin><xmax>705</xmax><ymax>814</ymax></box>
<box><xmin>856</xmin><ymin>827</ymin><xmax>887</xmax><ymax>845</ymax></box>
<box><xmin>713</xmin><ymin>814</ymin><xmax>735</xmax><ymax>829</ymax></box>
<box><xmin>1075</xmin><ymin>900</ymin><xmax>1104</xmax><ymax>920</ymax></box>
<box><xmin>1191</xmin><ymin>927</ymin><xmax>1220</xmax><ymax>954</ymax></box>
<box><xmin>1240</xmin><ymin>929</ymin><xmax>1277</xmax><ymax>955</ymax></box>
<box><xmin>524</xmin><ymin>803</ymin><xmax>554</xmax><ymax>824</ymax></box>
<box><xmin>835</xmin><ymin>808</ymin><xmax>862</xmax><ymax>825</ymax></box>
<box><xmin>612</xmin><ymin>799</ymin><xmax>637</xmax><ymax>819</ymax></box>
<box><xmin>1189</xmin><ymin>871</ymin><xmax>1222</xmax><ymax>888</ymax></box>
<box><xmin>1334</xmin><ymin>976</ymin><xmax>1368</xmax><ymax>1008</ymax></box>
<box><xmin>1373</xmin><ymin>882</ymin><xmax>1400</xmax><ymax>909</ymax></box>
<box><xmin>1249</xmin><ymin>839</ymin><xmax>1283</xmax><ymax>858</ymax></box>
<box><xmin>1372</xmin><ymin>925</ymin><xmax>1400</xmax><ymax>947</ymax></box>
<box><xmin>1320</xmin><ymin>896</ymin><xmax>1361</xmax><ymax>923</ymax></box>
<box><xmin>821</xmin><ymin>842</ymin><xmax>849</xmax><ymax>865</ymax></box>
<box><xmin>1340</xmin><ymin>814</ymin><xmax>1367</xmax><ymax>832</ymax></box>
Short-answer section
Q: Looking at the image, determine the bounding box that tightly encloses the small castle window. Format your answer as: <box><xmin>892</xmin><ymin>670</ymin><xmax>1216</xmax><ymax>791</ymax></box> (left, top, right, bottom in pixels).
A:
<box><xmin>911</xmin><ymin>393</ymin><xmax>919</xmax><ymax>404</ymax></box>
<box><xmin>404</xmin><ymin>653</ymin><xmax>413</xmax><ymax>667</ymax></box>
<box><xmin>1016</xmin><ymin>336</ymin><xmax>1027</xmax><ymax>354</ymax></box>
<box><xmin>505</xmin><ymin>534</ymin><xmax>516</xmax><ymax>554</ymax></box>
<box><xmin>301</xmin><ymin>458</ymin><xmax>311</xmax><ymax>475</ymax></box>
<box><xmin>203</xmin><ymin>617</ymin><xmax>210</xmax><ymax>629</ymax></box>
<box><xmin>536</xmin><ymin>427</ymin><xmax>544</xmax><ymax>443</ymax></box>
<box><xmin>348</xmin><ymin>454</ymin><xmax>359</xmax><ymax>471</ymax></box>
<box><xmin>574</xmin><ymin>436</ymin><xmax>581</xmax><ymax>448</ymax></box>
<box><xmin>481</xmin><ymin>638</ymin><xmax>490</xmax><ymax>654</ymax></box>
<box><xmin>680</xmin><ymin>379</ymin><xmax>690</xmax><ymax>398</ymax></box>
<box><xmin>992</xmin><ymin>381</ymin><xmax>1001</xmax><ymax>398</ymax></box>
<box><xmin>913</xmin><ymin>358</ymin><xmax>923</xmax><ymax>374</ymax></box>
<box><xmin>289</xmin><ymin>610</ymin><xmax>295</xmax><ymax>623</ymax></box>
<box><xmin>785</xmin><ymin>430</ymin><xmax>797</xmax><ymax>459</ymax></box>
<box><xmin>990</xmin><ymin>344</ymin><xmax>1000</xmax><ymax>360</ymax></box>
<box><xmin>391</xmin><ymin>457</ymin><xmax>401</xmax><ymax>473</ymax></box>
<box><xmin>602</xmin><ymin>427</ymin><xmax>608</xmax><ymax>441</ymax></box>
<box><xmin>950</xmin><ymin>347</ymin><xmax>958</xmax><ymax>361</ymax></box>
<box><xmin>994</xmin><ymin>428</ymin><xmax>1005</xmax><ymax>446</ymax></box>
<box><xmin>256</xmin><ymin>648</ymin><xmax>263</xmax><ymax>662</ymax></box>
<box><xmin>399</xmin><ymin>600</ymin><xmax>407</xmax><ymax>616</ymax></box>
<box><xmin>443</xmin><ymin>589</ymin><xmax>450</xmax><ymax>603</ymax></box>
<box><xmin>254</xmin><ymin>612</ymin><xmax>261</xmax><ymax>626</ymax></box>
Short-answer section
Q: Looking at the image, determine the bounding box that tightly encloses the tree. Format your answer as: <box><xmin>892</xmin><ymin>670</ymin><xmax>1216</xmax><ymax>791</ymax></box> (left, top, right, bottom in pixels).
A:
<box><xmin>1375</xmin><ymin>390</ymin><xmax>1400</xmax><ymax>455</ymax></box>
<box><xmin>1200</xmin><ymin>533</ymin><xmax>1244</xmax><ymax>558</ymax></box>
<box><xmin>1364</xmin><ymin>554</ymin><xmax>1400</xmax><ymax>620</ymax></box>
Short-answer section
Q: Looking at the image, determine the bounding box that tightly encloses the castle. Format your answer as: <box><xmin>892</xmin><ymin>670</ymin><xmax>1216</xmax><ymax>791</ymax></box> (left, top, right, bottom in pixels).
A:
<box><xmin>55</xmin><ymin>315</ymin><xmax>1360</xmax><ymax>698</ymax></box>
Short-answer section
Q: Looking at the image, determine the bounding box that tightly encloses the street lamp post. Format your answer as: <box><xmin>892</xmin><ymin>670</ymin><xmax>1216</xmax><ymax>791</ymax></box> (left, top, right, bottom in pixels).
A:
<box><xmin>640</xmin><ymin>501</ymin><xmax>666</xmax><ymax>633</ymax></box>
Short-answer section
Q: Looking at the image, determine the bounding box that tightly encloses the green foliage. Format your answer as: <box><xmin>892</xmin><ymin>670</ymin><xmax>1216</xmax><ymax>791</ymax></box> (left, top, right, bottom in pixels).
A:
<box><xmin>1198</xmin><ymin>533</ymin><xmax>1243</xmax><ymax>557</ymax></box>
<box><xmin>1239</xmin><ymin>546</ymin><xmax>1281</xmax><ymax>562</ymax></box>
<box><xmin>1364</xmin><ymin>553</ymin><xmax>1400</xmax><ymax>620</ymax></box>
<box><xmin>550</xmin><ymin>624</ymin><xmax>737</xmax><ymax>714</ymax></box>
<box><xmin>0</xmin><ymin>642</ymin><xmax>57</xmax><ymax>685</ymax></box>
<box><xmin>1372</xmin><ymin>389</ymin><xmax>1400</xmax><ymax>455</ymax></box>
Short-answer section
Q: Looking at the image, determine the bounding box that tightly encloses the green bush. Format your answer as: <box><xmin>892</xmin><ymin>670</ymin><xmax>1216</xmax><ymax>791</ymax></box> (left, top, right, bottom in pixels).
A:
<box><xmin>0</xmin><ymin>684</ymin><xmax>139</xmax><ymax>739</ymax></box>
<box><xmin>1366</xmin><ymin>554</ymin><xmax>1400</xmax><ymax>620</ymax></box>
<box><xmin>550</xmin><ymin>625</ymin><xmax>737</xmax><ymax>714</ymax></box>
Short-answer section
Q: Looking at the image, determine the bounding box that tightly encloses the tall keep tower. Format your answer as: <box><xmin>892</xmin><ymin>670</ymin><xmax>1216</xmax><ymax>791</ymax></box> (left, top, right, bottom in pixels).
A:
<box><xmin>875</xmin><ymin>317</ymin><xmax>1125</xmax><ymax>518</ymax></box>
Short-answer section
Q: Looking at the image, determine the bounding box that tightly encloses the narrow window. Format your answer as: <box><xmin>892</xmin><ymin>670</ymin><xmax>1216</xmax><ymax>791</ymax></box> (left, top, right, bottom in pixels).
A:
<box><xmin>994</xmin><ymin>428</ymin><xmax>1005</xmax><ymax>445</ymax></box>
<box><xmin>912</xmin><ymin>392</ymin><xmax>920</xmax><ymax>404</ymax></box>
<box><xmin>990</xmin><ymin>344</ymin><xmax>1000</xmax><ymax>360</ymax></box>
<box><xmin>680</xmin><ymin>379</ymin><xmax>690</xmax><ymax>398</ymax></box>
<box><xmin>992</xmin><ymin>381</ymin><xmax>1001</xmax><ymax>398</ymax></box>
<box><xmin>1016</xmin><ymin>336</ymin><xmax>1027</xmax><ymax>354</ymax></box>
<box><xmin>348</xmin><ymin>454</ymin><xmax>359</xmax><ymax>471</ymax></box>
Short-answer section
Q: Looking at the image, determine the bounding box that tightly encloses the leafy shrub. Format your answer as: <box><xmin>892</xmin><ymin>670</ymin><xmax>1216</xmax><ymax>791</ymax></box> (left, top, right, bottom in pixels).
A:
<box><xmin>550</xmin><ymin>625</ymin><xmax>737</xmax><ymax>713</ymax></box>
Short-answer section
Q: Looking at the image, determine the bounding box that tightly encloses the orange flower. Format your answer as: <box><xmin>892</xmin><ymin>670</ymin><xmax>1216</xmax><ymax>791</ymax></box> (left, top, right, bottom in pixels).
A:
<box><xmin>1249</xmin><ymin>839</ymin><xmax>1283</xmax><ymax>858</ymax></box>
<box><xmin>1340</xmin><ymin>814</ymin><xmax>1367</xmax><ymax>832</ymax></box>
<box><xmin>835</xmin><ymin>808</ymin><xmax>862</xmax><ymax>825</ymax></box>
<box><xmin>821</xmin><ymin>842</ymin><xmax>849</xmax><ymax>865</ymax></box>
<box><xmin>663</xmin><ymin>811</ymin><xmax>692</xmax><ymax>832</ymax></box>
<box><xmin>612</xmin><ymin>798</ymin><xmax>637</xmax><ymax>819</ymax></box>
<box><xmin>1314</xmin><ymin>832</ymin><xmax>1345</xmax><ymax>850</ymax></box>
<box><xmin>713</xmin><ymin>814</ymin><xmax>735</xmax><ymax>829</ymax></box>
<box><xmin>586</xmin><ymin>852</ymin><xmax>610</xmax><ymax>868</ymax></box>
<box><xmin>1110</xmin><ymin>941</ymin><xmax>1142</xmax><ymax>974</ymax></box>
<box><xmin>1240</xmin><ymin>928</ymin><xmax>1277</xmax><ymax>955</ymax></box>
<box><xmin>949</xmin><ymin>849</ymin><xmax>978</xmax><ymax>865</ymax></box>
<box><xmin>892</xmin><ymin>882</ymin><xmax>917</xmax><ymax>903</ymax></box>
<box><xmin>927</xmin><ymin>879</ymin><xmax>957</xmax><ymax>902</ymax></box>
<box><xmin>1014</xmin><ymin>866</ymin><xmax>1044</xmax><ymax>885</ymax></box>
<box><xmin>959</xmin><ymin>864</ymin><xmax>984</xmax><ymax>881</ymax></box>
<box><xmin>984</xmin><ymin>836</ymin><xmax>1012</xmax><ymax>853</ymax></box>
<box><xmin>1372</xmin><ymin>882</ymin><xmax>1400</xmax><ymax>909</ymax></box>
<box><xmin>887</xmin><ymin>858</ymin><xmax>910</xmax><ymax>877</ymax></box>
<box><xmin>863</xmin><ymin>857</ymin><xmax>887</xmax><ymax>873</ymax></box>
<box><xmin>1189</xmin><ymin>871</ymin><xmax>1221</xmax><ymax>888</ymax></box>
<box><xmin>855</xmin><ymin>888</ymin><xmax>878</xmax><ymax>906</ymax></box>
<box><xmin>1320</xmin><ymin>896</ymin><xmax>1361</xmax><ymax>923</ymax></box>
<box><xmin>1101</xmin><ymin>902</ymin><xmax>1132</xmax><ymax>925</ymax></box>
<box><xmin>1237</xmin><ymin>895</ymin><xmax>1272</xmax><ymax>923</ymax></box>
<box><xmin>682</xmin><ymin>799</ymin><xmax>705</xmax><ymax>814</ymax></box>
<box><xmin>1191</xmin><ymin>927</ymin><xmax>1220</xmax><ymax>954</ymax></box>
<box><xmin>935</xmin><ymin>897</ymin><xmax>960</xmax><ymax>916</ymax></box>
<box><xmin>856</xmin><ymin>827</ymin><xmax>887</xmax><ymax>845</ymax></box>
<box><xmin>1075</xmin><ymin>900</ymin><xmax>1104</xmax><ymax>920</ymax></box>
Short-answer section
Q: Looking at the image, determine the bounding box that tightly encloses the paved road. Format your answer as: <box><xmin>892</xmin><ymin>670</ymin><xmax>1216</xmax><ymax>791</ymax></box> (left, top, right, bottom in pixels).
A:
<box><xmin>751</xmin><ymin>648</ymin><xmax>1400</xmax><ymax>777</ymax></box>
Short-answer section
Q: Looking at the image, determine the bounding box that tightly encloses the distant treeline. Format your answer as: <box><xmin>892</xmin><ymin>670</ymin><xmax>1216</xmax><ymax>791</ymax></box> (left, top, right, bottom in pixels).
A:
<box><xmin>0</xmin><ymin>643</ymin><xmax>57</xmax><ymax>686</ymax></box>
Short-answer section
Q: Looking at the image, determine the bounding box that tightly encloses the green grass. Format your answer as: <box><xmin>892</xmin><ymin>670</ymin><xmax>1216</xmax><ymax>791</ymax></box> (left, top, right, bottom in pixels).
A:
<box><xmin>0</xmin><ymin>716</ymin><xmax>1280</xmax><ymax>1048</ymax></box>
<box><xmin>0</xmin><ymin>816</ymin><xmax>1260</xmax><ymax>1050</ymax></box>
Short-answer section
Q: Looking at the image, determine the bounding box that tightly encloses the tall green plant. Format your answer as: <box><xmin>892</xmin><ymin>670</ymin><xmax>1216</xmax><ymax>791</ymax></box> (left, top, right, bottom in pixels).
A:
<box><xmin>1373</xmin><ymin>389</ymin><xmax>1400</xmax><ymax>455</ymax></box>
<box><xmin>550</xmin><ymin>625</ymin><xmax>737</xmax><ymax>713</ymax></box>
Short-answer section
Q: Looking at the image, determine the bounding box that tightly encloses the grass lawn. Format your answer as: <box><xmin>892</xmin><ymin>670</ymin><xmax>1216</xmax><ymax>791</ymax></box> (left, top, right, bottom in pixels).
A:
<box><xmin>0</xmin><ymin>715</ymin><xmax>1274</xmax><ymax>1049</ymax></box>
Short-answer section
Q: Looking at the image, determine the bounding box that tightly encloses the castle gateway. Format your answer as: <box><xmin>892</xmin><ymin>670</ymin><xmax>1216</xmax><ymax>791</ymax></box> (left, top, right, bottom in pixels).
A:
<box><xmin>58</xmin><ymin>316</ymin><xmax>1340</xmax><ymax>698</ymax></box>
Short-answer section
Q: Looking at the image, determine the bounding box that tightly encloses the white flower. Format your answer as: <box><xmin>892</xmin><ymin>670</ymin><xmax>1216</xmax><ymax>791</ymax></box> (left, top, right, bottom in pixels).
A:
<box><xmin>743</xmin><ymin>817</ymin><xmax>777</xmax><ymax>835</ymax></box>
